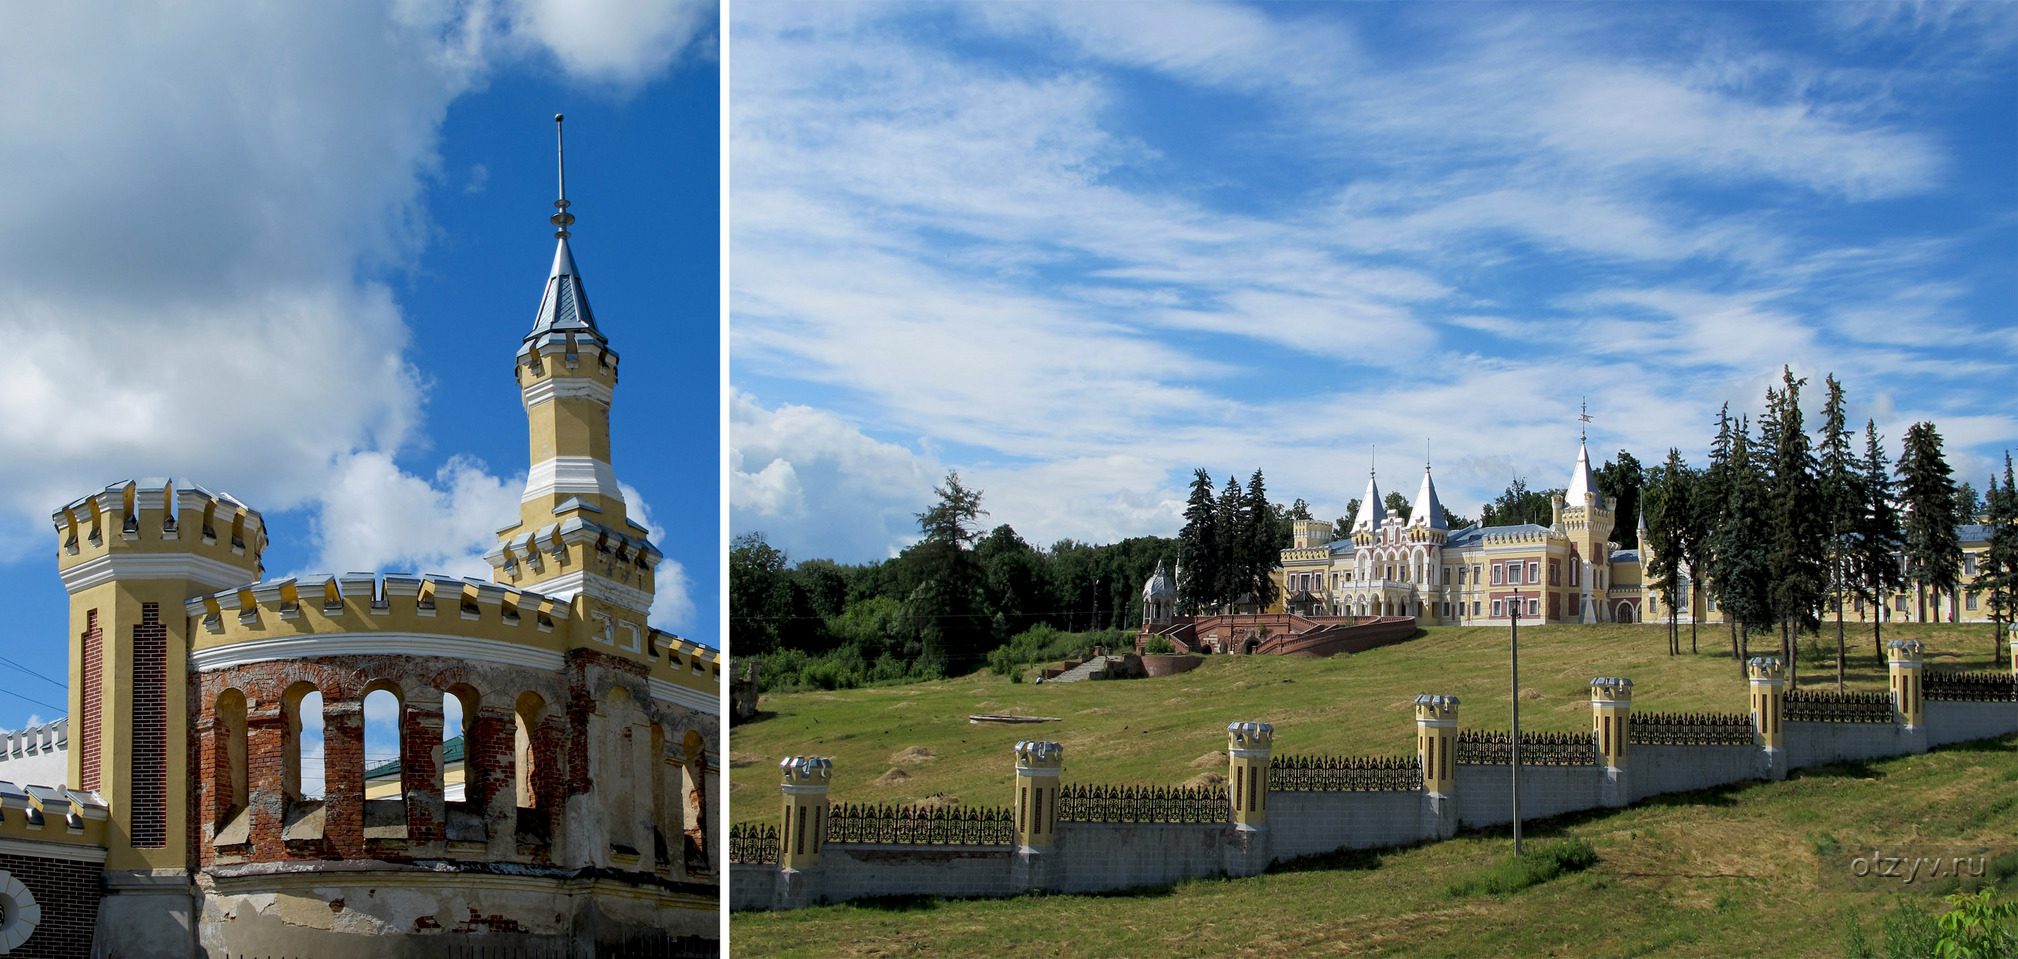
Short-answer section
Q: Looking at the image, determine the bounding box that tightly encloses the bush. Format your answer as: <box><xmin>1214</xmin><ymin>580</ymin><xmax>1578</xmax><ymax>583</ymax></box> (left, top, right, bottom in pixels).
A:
<box><xmin>1142</xmin><ymin>636</ymin><xmax>1177</xmax><ymax>656</ymax></box>
<box><xmin>1443</xmin><ymin>839</ymin><xmax>1599</xmax><ymax>899</ymax></box>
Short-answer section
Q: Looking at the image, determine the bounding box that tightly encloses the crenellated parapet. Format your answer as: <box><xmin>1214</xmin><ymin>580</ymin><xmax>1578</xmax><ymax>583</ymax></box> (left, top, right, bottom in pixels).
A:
<box><xmin>52</xmin><ymin>477</ymin><xmax>265</xmax><ymax>589</ymax></box>
<box><xmin>0</xmin><ymin>780</ymin><xmax>109</xmax><ymax>849</ymax></box>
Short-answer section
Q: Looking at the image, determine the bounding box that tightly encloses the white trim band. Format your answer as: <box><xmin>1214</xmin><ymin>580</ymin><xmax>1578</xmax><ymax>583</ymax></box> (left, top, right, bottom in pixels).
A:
<box><xmin>648</xmin><ymin>677</ymin><xmax>719</xmax><ymax>716</ymax></box>
<box><xmin>60</xmin><ymin>553</ymin><xmax>254</xmax><ymax>594</ymax></box>
<box><xmin>191</xmin><ymin>633</ymin><xmax>566</xmax><ymax>674</ymax></box>
<box><xmin>522</xmin><ymin>377</ymin><xmax>614</xmax><ymax>409</ymax></box>
<box><xmin>522</xmin><ymin>457</ymin><xmax>621</xmax><ymax>504</ymax></box>
<box><xmin>0</xmin><ymin>836</ymin><xmax>106</xmax><ymax>864</ymax></box>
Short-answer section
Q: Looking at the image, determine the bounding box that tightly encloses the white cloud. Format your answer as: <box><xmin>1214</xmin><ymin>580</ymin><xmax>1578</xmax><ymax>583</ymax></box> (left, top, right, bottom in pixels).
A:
<box><xmin>0</xmin><ymin>2</ymin><xmax>709</xmax><ymax>571</ymax></box>
<box><xmin>506</xmin><ymin>0</ymin><xmax>716</xmax><ymax>83</ymax></box>
<box><xmin>729</xmin><ymin>392</ymin><xmax>938</xmax><ymax>561</ymax></box>
<box><xmin>307</xmin><ymin>452</ymin><xmax>521</xmax><ymax>579</ymax></box>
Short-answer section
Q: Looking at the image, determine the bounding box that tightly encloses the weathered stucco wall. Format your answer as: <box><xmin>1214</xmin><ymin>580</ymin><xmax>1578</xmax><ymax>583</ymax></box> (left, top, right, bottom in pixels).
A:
<box><xmin>814</xmin><ymin>844</ymin><xmax>1017</xmax><ymax>902</ymax></box>
<box><xmin>1923</xmin><ymin>701</ymin><xmax>2018</xmax><ymax>747</ymax></box>
<box><xmin>1627</xmin><ymin>744</ymin><xmax>1762</xmax><ymax>801</ymax></box>
<box><xmin>1266</xmin><ymin>791</ymin><xmax>1430</xmax><ymax>860</ymax></box>
<box><xmin>1783</xmin><ymin>721</ymin><xmax>1908</xmax><ymax>768</ymax></box>
<box><xmin>1454</xmin><ymin>764</ymin><xmax>1603</xmax><ymax>829</ymax></box>
<box><xmin>1050</xmin><ymin>821</ymin><xmax>1226</xmax><ymax>893</ymax></box>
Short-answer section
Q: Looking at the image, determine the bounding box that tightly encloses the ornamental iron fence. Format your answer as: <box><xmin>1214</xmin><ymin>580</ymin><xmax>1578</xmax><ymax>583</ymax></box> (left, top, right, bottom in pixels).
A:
<box><xmin>1923</xmin><ymin>670</ymin><xmax>2018</xmax><ymax>703</ymax></box>
<box><xmin>825</xmin><ymin>803</ymin><xmax>1015</xmax><ymax>846</ymax></box>
<box><xmin>1628</xmin><ymin>711</ymin><xmax>1755</xmax><ymax>746</ymax></box>
<box><xmin>1056</xmin><ymin>783</ymin><xmax>1230</xmax><ymax>823</ymax></box>
<box><xmin>728</xmin><ymin>821</ymin><xmax>779</xmax><ymax>865</ymax></box>
<box><xmin>1269</xmin><ymin>754</ymin><xmax>1423</xmax><ymax>791</ymax></box>
<box><xmin>1783</xmin><ymin>688</ymin><xmax>1893</xmax><ymax>723</ymax></box>
<box><xmin>1455</xmin><ymin>729</ymin><xmax>1598</xmax><ymax>766</ymax></box>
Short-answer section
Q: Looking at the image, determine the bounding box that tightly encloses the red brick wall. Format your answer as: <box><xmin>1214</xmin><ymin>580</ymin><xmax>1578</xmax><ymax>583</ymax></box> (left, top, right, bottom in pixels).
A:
<box><xmin>79</xmin><ymin>611</ymin><xmax>101</xmax><ymax>792</ymax></box>
<box><xmin>0</xmin><ymin>851</ymin><xmax>102</xmax><ymax>959</ymax></box>
<box><xmin>130</xmin><ymin>603</ymin><xmax>168</xmax><ymax>848</ymax></box>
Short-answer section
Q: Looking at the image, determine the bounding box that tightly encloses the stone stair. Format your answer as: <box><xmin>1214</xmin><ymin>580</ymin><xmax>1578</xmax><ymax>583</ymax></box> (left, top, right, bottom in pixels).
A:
<box><xmin>1048</xmin><ymin>656</ymin><xmax>1119</xmax><ymax>683</ymax></box>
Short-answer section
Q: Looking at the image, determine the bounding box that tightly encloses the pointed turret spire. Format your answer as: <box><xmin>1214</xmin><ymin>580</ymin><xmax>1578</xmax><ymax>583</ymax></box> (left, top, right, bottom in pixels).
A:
<box><xmin>1567</xmin><ymin>440</ymin><xmax>1597</xmax><ymax>504</ymax></box>
<box><xmin>524</xmin><ymin>114</ymin><xmax>603</xmax><ymax>350</ymax></box>
<box><xmin>1353</xmin><ymin>465</ymin><xmax>1385</xmax><ymax>532</ymax></box>
<box><xmin>1410</xmin><ymin>461</ymin><xmax>1447</xmax><ymax>531</ymax></box>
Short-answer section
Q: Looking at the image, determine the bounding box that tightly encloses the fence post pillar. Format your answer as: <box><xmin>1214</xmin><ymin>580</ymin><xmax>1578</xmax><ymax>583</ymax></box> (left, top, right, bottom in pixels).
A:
<box><xmin>1747</xmin><ymin>658</ymin><xmax>1787</xmax><ymax>780</ymax></box>
<box><xmin>2009</xmin><ymin>627</ymin><xmax>2017</xmax><ymax>679</ymax></box>
<box><xmin>1414</xmin><ymin>695</ymin><xmax>1459</xmax><ymax>839</ymax></box>
<box><xmin>1011</xmin><ymin>741</ymin><xmax>1062</xmax><ymax>894</ymax></box>
<box><xmin>1589</xmin><ymin>678</ymin><xmax>1633</xmax><ymax>807</ymax></box>
<box><xmin>774</xmin><ymin>756</ymin><xmax>830</xmax><ymax>910</ymax></box>
<box><xmin>1887</xmin><ymin>639</ymin><xmax>1928</xmax><ymax>753</ymax></box>
<box><xmin>1223</xmin><ymin>722</ymin><xmax>1273</xmax><ymax>878</ymax></box>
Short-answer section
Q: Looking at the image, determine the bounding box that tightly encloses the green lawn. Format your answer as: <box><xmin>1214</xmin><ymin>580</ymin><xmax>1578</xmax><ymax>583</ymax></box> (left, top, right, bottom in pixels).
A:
<box><xmin>730</xmin><ymin>622</ymin><xmax>2006</xmax><ymax>828</ymax></box>
<box><xmin>730</xmin><ymin>732</ymin><xmax>2018</xmax><ymax>957</ymax></box>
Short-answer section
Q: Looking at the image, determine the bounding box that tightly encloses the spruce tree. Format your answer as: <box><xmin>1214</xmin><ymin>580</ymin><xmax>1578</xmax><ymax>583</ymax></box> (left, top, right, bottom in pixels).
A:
<box><xmin>1216</xmin><ymin>473</ymin><xmax>1248</xmax><ymax>612</ymax></box>
<box><xmin>1764</xmin><ymin>367</ymin><xmax>1826</xmax><ymax>687</ymax></box>
<box><xmin>1815</xmin><ymin>374</ymin><xmax>1859</xmax><ymax>690</ymax></box>
<box><xmin>1714</xmin><ymin>415</ymin><xmax>1774</xmax><ymax>667</ymax></box>
<box><xmin>1854</xmin><ymin>421</ymin><xmax>1906</xmax><ymax>660</ymax></box>
<box><xmin>1968</xmin><ymin>453</ymin><xmax>2017</xmax><ymax>665</ymax></box>
<box><xmin>1698</xmin><ymin>404</ymin><xmax>1738</xmax><ymax>664</ymax></box>
<box><xmin>1247</xmin><ymin>470</ymin><xmax>1279</xmax><ymax>609</ymax></box>
<box><xmin>1177</xmin><ymin>469</ymin><xmax>1219</xmax><ymax>615</ymax></box>
<box><xmin>1898</xmin><ymin>422</ymin><xmax>1961</xmax><ymax>624</ymax></box>
<box><xmin>1595</xmin><ymin>451</ymin><xmax>1647</xmax><ymax>550</ymax></box>
<box><xmin>1644</xmin><ymin>449</ymin><xmax>1689</xmax><ymax>656</ymax></box>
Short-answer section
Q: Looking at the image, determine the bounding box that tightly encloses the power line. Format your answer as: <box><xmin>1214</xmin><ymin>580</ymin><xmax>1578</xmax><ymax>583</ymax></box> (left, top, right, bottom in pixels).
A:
<box><xmin>0</xmin><ymin>686</ymin><xmax>66</xmax><ymax>715</ymax></box>
<box><xmin>0</xmin><ymin>655</ymin><xmax>68</xmax><ymax>691</ymax></box>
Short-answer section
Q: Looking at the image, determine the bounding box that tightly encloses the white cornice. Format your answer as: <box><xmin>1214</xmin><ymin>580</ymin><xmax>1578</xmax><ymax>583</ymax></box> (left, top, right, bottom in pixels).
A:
<box><xmin>522</xmin><ymin>376</ymin><xmax>614</xmax><ymax>409</ymax></box>
<box><xmin>522</xmin><ymin>457</ymin><xmax>622</xmax><ymax>503</ymax></box>
<box><xmin>59</xmin><ymin>553</ymin><xmax>254</xmax><ymax>594</ymax></box>
<box><xmin>648</xmin><ymin>677</ymin><xmax>719</xmax><ymax>716</ymax></box>
<box><xmin>524</xmin><ymin>570</ymin><xmax>654</xmax><ymax>615</ymax></box>
<box><xmin>0</xmin><ymin>835</ymin><xmax>106</xmax><ymax>863</ymax></box>
<box><xmin>190</xmin><ymin>633</ymin><xmax>566</xmax><ymax>674</ymax></box>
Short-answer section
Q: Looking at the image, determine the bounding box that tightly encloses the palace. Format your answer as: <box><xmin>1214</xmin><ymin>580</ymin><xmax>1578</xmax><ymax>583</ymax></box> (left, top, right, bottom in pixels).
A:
<box><xmin>0</xmin><ymin>125</ymin><xmax>721</xmax><ymax>959</ymax></box>
<box><xmin>1138</xmin><ymin>435</ymin><xmax>2006</xmax><ymax>654</ymax></box>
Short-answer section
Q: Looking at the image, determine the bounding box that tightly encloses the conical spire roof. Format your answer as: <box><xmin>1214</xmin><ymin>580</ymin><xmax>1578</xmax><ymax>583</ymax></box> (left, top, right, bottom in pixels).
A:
<box><xmin>1567</xmin><ymin>441</ymin><xmax>1597</xmax><ymax>503</ymax></box>
<box><xmin>526</xmin><ymin>237</ymin><xmax>603</xmax><ymax>344</ymax></box>
<box><xmin>1409</xmin><ymin>466</ymin><xmax>1447</xmax><ymax>530</ymax></box>
<box><xmin>1353</xmin><ymin>472</ymin><xmax>1384</xmax><ymax>532</ymax></box>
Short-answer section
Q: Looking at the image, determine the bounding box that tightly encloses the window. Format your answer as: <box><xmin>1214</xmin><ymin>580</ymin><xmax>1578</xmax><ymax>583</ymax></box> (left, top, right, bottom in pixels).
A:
<box><xmin>1492</xmin><ymin>600</ymin><xmax>1503</xmax><ymax>617</ymax></box>
<box><xmin>1549</xmin><ymin>560</ymin><xmax>1560</xmax><ymax>586</ymax></box>
<box><xmin>1966</xmin><ymin>592</ymin><xmax>1978</xmax><ymax>611</ymax></box>
<box><xmin>1897</xmin><ymin>595</ymin><xmax>1908</xmax><ymax>611</ymax></box>
<box><xmin>1442</xmin><ymin>567</ymin><xmax>1452</xmax><ymax>585</ymax></box>
<box><xmin>1472</xmin><ymin>601</ymin><xmax>1481</xmax><ymax>616</ymax></box>
<box><xmin>1571</xmin><ymin>563</ymin><xmax>1580</xmax><ymax>587</ymax></box>
<box><xmin>1492</xmin><ymin>565</ymin><xmax>1504</xmax><ymax>585</ymax></box>
<box><xmin>1528</xmin><ymin>562</ymin><xmax>1540</xmax><ymax>583</ymax></box>
<box><xmin>1473</xmin><ymin>565</ymin><xmax>1481</xmax><ymax>584</ymax></box>
<box><xmin>1457</xmin><ymin>567</ymin><xmax>1466</xmax><ymax>585</ymax></box>
<box><xmin>1442</xmin><ymin>602</ymin><xmax>1451</xmax><ymax>617</ymax></box>
<box><xmin>1964</xmin><ymin>555</ymin><xmax>1977</xmax><ymax>576</ymax></box>
<box><xmin>1528</xmin><ymin>599</ymin><xmax>1540</xmax><ymax>617</ymax></box>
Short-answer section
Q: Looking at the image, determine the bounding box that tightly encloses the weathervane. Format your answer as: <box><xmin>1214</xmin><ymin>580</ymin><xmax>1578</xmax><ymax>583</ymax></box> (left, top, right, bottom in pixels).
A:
<box><xmin>552</xmin><ymin>113</ymin><xmax>575</xmax><ymax>239</ymax></box>
<box><xmin>1579</xmin><ymin>397</ymin><xmax>1593</xmax><ymax>444</ymax></box>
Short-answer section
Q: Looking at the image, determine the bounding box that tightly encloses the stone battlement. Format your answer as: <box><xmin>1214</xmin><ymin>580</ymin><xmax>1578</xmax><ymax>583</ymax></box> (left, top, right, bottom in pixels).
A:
<box><xmin>0</xmin><ymin>779</ymin><xmax>109</xmax><ymax>850</ymax></box>
<box><xmin>51</xmin><ymin>477</ymin><xmax>266</xmax><ymax>577</ymax></box>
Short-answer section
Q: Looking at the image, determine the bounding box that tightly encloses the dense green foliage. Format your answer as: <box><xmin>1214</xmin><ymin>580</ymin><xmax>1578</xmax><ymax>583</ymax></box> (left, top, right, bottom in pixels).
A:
<box><xmin>1177</xmin><ymin>468</ymin><xmax>1290</xmax><ymax>613</ymax></box>
<box><xmin>731</xmin><ymin>473</ymin><xmax>1179</xmax><ymax>691</ymax></box>
<box><xmin>1901</xmin><ymin>421</ymin><xmax>1965</xmax><ymax>622</ymax></box>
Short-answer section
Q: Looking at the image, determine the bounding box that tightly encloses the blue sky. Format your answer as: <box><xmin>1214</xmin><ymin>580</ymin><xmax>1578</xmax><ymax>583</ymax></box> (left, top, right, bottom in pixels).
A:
<box><xmin>730</xmin><ymin>1</ymin><xmax>2017</xmax><ymax>568</ymax></box>
<box><xmin>0</xmin><ymin>1</ymin><xmax>719</xmax><ymax>734</ymax></box>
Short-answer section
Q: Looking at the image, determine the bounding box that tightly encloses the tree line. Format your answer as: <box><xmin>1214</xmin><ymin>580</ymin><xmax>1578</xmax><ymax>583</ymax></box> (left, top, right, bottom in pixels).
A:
<box><xmin>730</xmin><ymin>473</ymin><xmax>1179</xmax><ymax>691</ymax></box>
<box><xmin>1637</xmin><ymin>368</ymin><xmax>2015</xmax><ymax>689</ymax></box>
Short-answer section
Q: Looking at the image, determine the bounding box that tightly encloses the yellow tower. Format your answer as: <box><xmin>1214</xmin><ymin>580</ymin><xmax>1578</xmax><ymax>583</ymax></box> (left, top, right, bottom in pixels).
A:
<box><xmin>489</xmin><ymin>115</ymin><xmax>662</xmax><ymax>662</ymax></box>
<box><xmin>1225</xmin><ymin>722</ymin><xmax>1273</xmax><ymax>831</ymax></box>
<box><xmin>777</xmin><ymin>756</ymin><xmax>831</xmax><ymax>871</ymax></box>
<box><xmin>51</xmin><ymin>478</ymin><xmax>264</xmax><ymax>873</ymax></box>
<box><xmin>1886</xmin><ymin>640</ymin><xmax>1924</xmax><ymax>728</ymax></box>
<box><xmin>1414</xmin><ymin>694</ymin><xmax>1459</xmax><ymax>795</ymax></box>
<box><xmin>1589</xmin><ymin>677</ymin><xmax>1634</xmax><ymax>768</ymax></box>
<box><xmin>1747</xmin><ymin>657</ymin><xmax>1785</xmax><ymax>748</ymax></box>
<box><xmin>1013</xmin><ymin>741</ymin><xmax>1063</xmax><ymax>850</ymax></box>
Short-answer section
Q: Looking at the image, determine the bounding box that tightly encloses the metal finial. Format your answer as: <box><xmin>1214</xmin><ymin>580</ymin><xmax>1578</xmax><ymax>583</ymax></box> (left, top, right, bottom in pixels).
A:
<box><xmin>551</xmin><ymin>113</ymin><xmax>575</xmax><ymax>239</ymax></box>
<box><xmin>1579</xmin><ymin>397</ymin><xmax>1592</xmax><ymax>443</ymax></box>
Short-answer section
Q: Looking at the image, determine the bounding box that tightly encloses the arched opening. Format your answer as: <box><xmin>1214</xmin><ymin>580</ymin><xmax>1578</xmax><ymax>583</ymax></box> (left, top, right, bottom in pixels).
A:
<box><xmin>283</xmin><ymin>683</ymin><xmax>323</xmax><ymax>801</ymax></box>
<box><xmin>1617</xmin><ymin>601</ymin><xmax>1634</xmax><ymax>623</ymax></box>
<box><xmin>212</xmin><ymin>688</ymin><xmax>249</xmax><ymax>846</ymax></box>
<box><xmin>361</xmin><ymin>683</ymin><xmax>408</xmax><ymax>839</ymax></box>
<box><xmin>681</xmin><ymin>728</ymin><xmax>709</xmax><ymax>874</ymax></box>
<box><xmin>443</xmin><ymin>686</ymin><xmax>479</xmax><ymax>804</ymax></box>
<box><xmin>511</xmin><ymin>691</ymin><xmax>552</xmax><ymax>846</ymax></box>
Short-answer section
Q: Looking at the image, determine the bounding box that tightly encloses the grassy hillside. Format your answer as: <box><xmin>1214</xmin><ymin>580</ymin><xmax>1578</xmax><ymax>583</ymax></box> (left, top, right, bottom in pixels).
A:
<box><xmin>730</xmin><ymin>731</ymin><xmax>2018</xmax><ymax>957</ymax></box>
<box><xmin>730</xmin><ymin>622</ymin><xmax>2005</xmax><ymax>826</ymax></box>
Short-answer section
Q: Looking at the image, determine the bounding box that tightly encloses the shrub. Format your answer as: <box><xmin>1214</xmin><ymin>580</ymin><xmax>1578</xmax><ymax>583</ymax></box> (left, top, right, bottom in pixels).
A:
<box><xmin>1142</xmin><ymin>636</ymin><xmax>1177</xmax><ymax>656</ymax></box>
<box><xmin>1443</xmin><ymin>839</ymin><xmax>1599</xmax><ymax>899</ymax></box>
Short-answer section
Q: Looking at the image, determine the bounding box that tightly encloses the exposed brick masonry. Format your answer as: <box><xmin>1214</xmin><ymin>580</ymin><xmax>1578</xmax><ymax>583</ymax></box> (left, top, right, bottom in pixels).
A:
<box><xmin>0</xmin><ymin>852</ymin><xmax>102</xmax><ymax>959</ymax></box>
<box><xmin>79</xmin><ymin>611</ymin><xmax>100</xmax><ymax>792</ymax></box>
<box><xmin>130</xmin><ymin>603</ymin><xmax>167</xmax><ymax>847</ymax></box>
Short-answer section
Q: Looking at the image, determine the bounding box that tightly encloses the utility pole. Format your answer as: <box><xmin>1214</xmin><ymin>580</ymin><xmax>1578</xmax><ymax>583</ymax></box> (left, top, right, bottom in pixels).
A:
<box><xmin>1510</xmin><ymin>587</ymin><xmax>1523</xmax><ymax>856</ymax></box>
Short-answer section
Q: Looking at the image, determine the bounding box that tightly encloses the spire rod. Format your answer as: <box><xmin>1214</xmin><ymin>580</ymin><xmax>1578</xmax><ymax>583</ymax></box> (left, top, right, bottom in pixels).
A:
<box><xmin>551</xmin><ymin>113</ymin><xmax>575</xmax><ymax>239</ymax></box>
<box><xmin>1579</xmin><ymin>397</ymin><xmax>1592</xmax><ymax>444</ymax></box>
